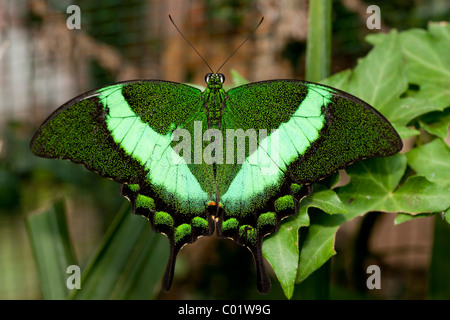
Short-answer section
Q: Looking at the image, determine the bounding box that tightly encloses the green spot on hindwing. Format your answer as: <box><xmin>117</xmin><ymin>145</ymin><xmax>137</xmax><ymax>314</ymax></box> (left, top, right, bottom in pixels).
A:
<box><xmin>290</xmin><ymin>183</ymin><xmax>302</xmax><ymax>195</ymax></box>
<box><xmin>136</xmin><ymin>194</ymin><xmax>155</xmax><ymax>211</ymax></box>
<box><xmin>239</xmin><ymin>225</ymin><xmax>257</xmax><ymax>245</ymax></box>
<box><xmin>222</xmin><ymin>218</ymin><xmax>239</xmax><ymax>231</ymax></box>
<box><xmin>257</xmin><ymin>212</ymin><xmax>277</xmax><ymax>230</ymax></box>
<box><xmin>274</xmin><ymin>195</ymin><xmax>295</xmax><ymax>213</ymax></box>
<box><xmin>191</xmin><ymin>216</ymin><xmax>208</xmax><ymax>231</ymax></box>
<box><xmin>128</xmin><ymin>184</ymin><xmax>140</xmax><ymax>192</ymax></box>
<box><xmin>153</xmin><ymin>211</ymin><xmax>173</xmax><ymax>228</ymax></box>
<box><xmin>174</xmin><ymin>224</ymin><xmax>192</xmax><ymax>245</ymax></box>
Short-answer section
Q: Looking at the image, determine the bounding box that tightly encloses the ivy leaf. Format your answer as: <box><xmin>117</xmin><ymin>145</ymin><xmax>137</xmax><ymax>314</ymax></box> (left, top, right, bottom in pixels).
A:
<box><xmin>382</xmin><ymin>97</ymin><xmax>444</xmax><ymax>127</ymax></box>
<box><xmin>400</xmin><ymin>25</ymin><xmax>450</xmax><ymax>87</ymax></box>
<box><xmin>418</xmin><ymin>108</ymin><xmax>450</xmax><ymax>140</ymax></box>
<box><xmin>365</xmin><ymin>32</ymin><xmax>389</xmax><ymax>46</ymax></box>
<box><xmin>406</xmin><ymin>138</ymin><xmax>450</xmax><ymax>189</ymax></box>
<box><xmin>262</xmin><ymin>210</ymin><xmax>308</xmax><ymax>300</ymax></box>
<box><xmin>412</xmin><ymin>83</ymin><xmax>450</xmax><ymax>109</ymax></box>
<box><xmin>392</xmin><ymin>176</ymin><xmax>450</xmax><ymax>213</ymax></box>
<box><xmin>348</xmin><ymin>30</ymin><xmax>408</xmax><ymax>112</ymax></box>
<box><xmin>323</xmin><ymin>31</ymin><xmax>429</xmax><ymax>139</ymax></box>
<box><xmin>295</xmin><ymin>212</ymin><xmax>345</xmax><ymax>285</ymax></box>
<box><xmin>336</xmin><ymin>155</ymin><xmax>406</xmax><ymax>216</ymax></box>
<box><xmin>295</xmin><ymin>151</ymin><xmax>450</xmax><ymax>289</ymax></box>
<box><xmin>393</xmin><ymin>124</ymin><xmax>420</xmax><ymax>140</ymax></box>
<box><xmin>429</xmin><ymin>21</ymin><xmax>450</xmax><ymax>40</ymax></box>
<box><xmin>394</xmin><ymin>212</ymin><xmax>433</xmax><ymax>225</ymax></box>
<box><xmin>320</xmin><ymin>69</ymin><xmax>351</xmax><ymax>92</ymax></box>
<box><xmin>364</xmin><ymin>24</ymin><xmax>450</xmax><ymax>133</ymax></box>
<box><xmin>294</xmin><ymin>155</ymin><xmax>405</xmax><ymax>287</ymax></box>
<box><xmin>263</xmin><ymin>189</ymin><xmax>346</xmax><ymax>299</ymax></box>
<box><xmin>337</xmin><ymin>154</ymin><xmax>450</xmax><ymax>216</ymax></box>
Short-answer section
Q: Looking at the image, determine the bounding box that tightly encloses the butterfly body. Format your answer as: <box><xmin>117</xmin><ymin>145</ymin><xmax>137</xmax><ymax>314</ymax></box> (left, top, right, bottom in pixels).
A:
<box><xmin>202</xmin><ymin>73</ymin><xmax>226</xmax><ymax>127</ymax></box>
<box><xmin>31</xmin><ymin>73</ymin><xmax>402</xmax><ymax>294</ymax></box>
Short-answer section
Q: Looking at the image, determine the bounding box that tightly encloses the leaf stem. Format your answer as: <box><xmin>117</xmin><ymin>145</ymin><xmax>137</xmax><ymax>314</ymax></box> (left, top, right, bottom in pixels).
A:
<box><xmin>305</xmin><ymin>0</ymin><xmax>332</xmax><ymax>82</ymax></box>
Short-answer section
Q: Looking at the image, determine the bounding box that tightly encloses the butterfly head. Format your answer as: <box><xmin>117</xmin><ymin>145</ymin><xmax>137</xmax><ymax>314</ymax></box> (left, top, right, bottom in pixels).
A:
<box><xmin>205</xmin><ymin>73</ymin><xmax>225</xmax><ymax>89</ymax></box>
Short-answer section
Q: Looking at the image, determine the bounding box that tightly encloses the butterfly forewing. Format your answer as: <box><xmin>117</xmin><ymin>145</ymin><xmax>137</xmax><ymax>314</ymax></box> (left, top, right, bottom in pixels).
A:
<box><xmin>222</xmin><ymin>80</ymin><xmax>402</xmax><ymax>215</ymax></box>
<box><xmin>31</xmin><ymin>80</ymin><xmax>215</xmax><ymax>215</ymax></box>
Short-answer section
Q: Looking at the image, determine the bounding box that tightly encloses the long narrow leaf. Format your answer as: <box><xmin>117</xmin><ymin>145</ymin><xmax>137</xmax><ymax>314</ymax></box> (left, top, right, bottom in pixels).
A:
<box><xmin>69</xmin><ymin>204</ymin><xmax>168</xmax><ymax>300</ymax></box>
<box><xmin>26</xmin><ymin>200</ymin><xmax>77</xmax><ymax>299</ymax></box>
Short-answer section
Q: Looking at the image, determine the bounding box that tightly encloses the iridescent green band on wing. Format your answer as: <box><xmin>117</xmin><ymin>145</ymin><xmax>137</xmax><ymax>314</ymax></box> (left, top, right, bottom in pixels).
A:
<box><xmin>99</xmin><ymin>83</ymin><xmax>209</xmax><ymax>215</ymax></box>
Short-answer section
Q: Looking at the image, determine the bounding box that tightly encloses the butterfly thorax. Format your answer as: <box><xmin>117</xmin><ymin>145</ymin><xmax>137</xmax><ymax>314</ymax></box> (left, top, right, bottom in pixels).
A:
<box><xmin>203</xmin><ymin>73</ymin><xmax>226</xmax><ymax>127</ymax></box>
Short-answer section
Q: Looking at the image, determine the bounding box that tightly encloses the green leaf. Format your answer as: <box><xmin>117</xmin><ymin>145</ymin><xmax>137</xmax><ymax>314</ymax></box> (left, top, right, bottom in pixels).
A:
<box><xmin>262</xmin><ymin>210</ymin><xmax>308</xmax><ymax>300</ymax></box>
<box><xmin>392</xmin><ymin>175</ymin><xmax>450</xmax><ymax>213</ymax></box>
<box><xmin>294</xmin><ymin>151</ymin><xmax>450</xmax><ymax>285</ymax></box>
<box><xmin>365</xmin><ymin>23</ymin><xmax>450</xmax><ymax>140</ymax></box>
<box><xmin>383</xmin><ymin>97</ymin><xmax>444</xmax><ymax>127</ymax></box>
<box><xmin>69</xmin><ymin>205</ymin><xmax>168</xmax><ymax>300</ymax></box>
<box><xmin>293</xmin><ymin>150</ymin><xmax>450</xmax><ymax>292</ymax></box>
<box><xmin>320</xmin><ymin>69</ymin><xmax>351</xmax><ymax>92</ymax></box>
<box><xmin>184</xmin><ymin>83</ymin><xmax>205</xmax><ymax>91</ymax></box>
<box><xmin>263</xmin><ymin>189</ymin><xmax>346</xmax><ymax>299</ymax></box>
<box><xmin>337</xmin><ymin>154</ymin><xmax>450</xmax><ymax>215</ymax></box>
<box><xmin>399</xmin><ymin>26</ymin><xmax>450</xmax><ymax>87</ymax></box>
<box><xmin>392</xmin><ymin>124</ymin><xmax>420</xmax><ymax>140</ymax></box>
<box><xmin>394</xmin><ymin>212</ymin><xmax>433</xmax><ymax>225</ymax></box>
<box><xmin>428</xmin><ymin>21</ymin><xmax>450</xmax><ymax>42</ymax></box>
<box><xmin>299</xmin><ymin>187</ymin><xmax>347</xmax><ymax>217</ymax></box>
<box><xmin>348</xmin><ymin>30</ymin><xmax>408</xmax><ymax>113</ymax></box>
<box><xmin>295</xmin><ymin>213</ymin><xmax>345</xmax><ymax>285</ymax></box>
<box><xmin>445</xmin><ymin>207</ymin><xmax>450</xmax><ymax>224</ymax></box>
<box><xmin>412</xmin><ymin>83</ymin><xmax>450</xmax><ymax>109</ymax></box>
<box><xmin>336</xmin><ymin>155</ymin><xmax>406</xmax><ymax>216</ymax></box>
<box><xmin>406</xmin><ymin>138</ymin><xmax>450</xmax><ymax>189</ymax></box>
<box><xmin>365</xmin><ymin>32</ymin><xmax>389</xmax><ymax>46</ymax></box>
<box><xmin>26</xmin><ymin>200</ymin><xmax>77</xmax><ymax>300</ymax></box>
<box><xmin>418</xmin><ymin>107</ymin><xmax>450</xmax><ymax>140</ymax></box>
<box><xmin>338</xmin><ymin>26</ymin><xmax>449</xmax><ymax>134</ymax></box>
<box><xmin>229</xmin><ymin>69</ymin><xmax>249</xmax><ymax>87</ymax></box>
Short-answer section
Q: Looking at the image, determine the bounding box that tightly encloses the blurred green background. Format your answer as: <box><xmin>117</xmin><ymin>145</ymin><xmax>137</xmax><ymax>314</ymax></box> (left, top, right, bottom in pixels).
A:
<box><xmin>0</xmin><ymin>0</ymin><xmax>449</xmax><ymax>299</ymax></box>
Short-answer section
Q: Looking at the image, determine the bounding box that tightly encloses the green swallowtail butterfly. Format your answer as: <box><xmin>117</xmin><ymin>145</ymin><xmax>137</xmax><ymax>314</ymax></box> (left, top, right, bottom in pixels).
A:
<box><xmin>30</xmin><ymin>18</ymin><xmax>402</xmax><ymax>294</ymax></box>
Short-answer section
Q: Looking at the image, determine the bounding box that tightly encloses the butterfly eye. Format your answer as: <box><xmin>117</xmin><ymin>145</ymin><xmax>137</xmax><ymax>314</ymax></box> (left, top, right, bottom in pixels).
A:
<box><xmin>218</xmin><ymin>73</ymin><xmax>225</xmax><ymax>84</ymax></box>
<box><xmin>205</xmin><ymin>73</ymin><xmax>212</xmax><ymax>83</ymax></box>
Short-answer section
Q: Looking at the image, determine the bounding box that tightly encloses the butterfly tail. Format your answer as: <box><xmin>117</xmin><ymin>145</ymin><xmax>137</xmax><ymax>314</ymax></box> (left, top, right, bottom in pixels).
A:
<box><xmin>162</xmin><ymin>243</ymin><xmax>179</xmax><ymax>292</ymax></box>
<box><xmin>250</xmin><ymin>241</ymin><xmax>272</xmax><ymax>294</ymax></box>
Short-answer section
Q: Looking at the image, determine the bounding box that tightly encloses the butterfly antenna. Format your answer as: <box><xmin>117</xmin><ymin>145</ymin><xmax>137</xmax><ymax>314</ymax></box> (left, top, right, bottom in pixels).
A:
<box><xmin>169</xmin><ymin>15</ymin><xmax>214</xmax><ymax>74</ymax></box>
<box><xmin>215</xmin><ymin>17</ymin><xmax>264</xmax><ymax>74</ymax></box>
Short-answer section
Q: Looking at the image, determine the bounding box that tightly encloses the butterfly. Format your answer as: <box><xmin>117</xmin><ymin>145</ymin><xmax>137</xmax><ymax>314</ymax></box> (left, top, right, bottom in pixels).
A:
<box><xmin>30</xmin><ymin>18</ymin><xmax>403</xmax><ymax>294</ymax></box>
